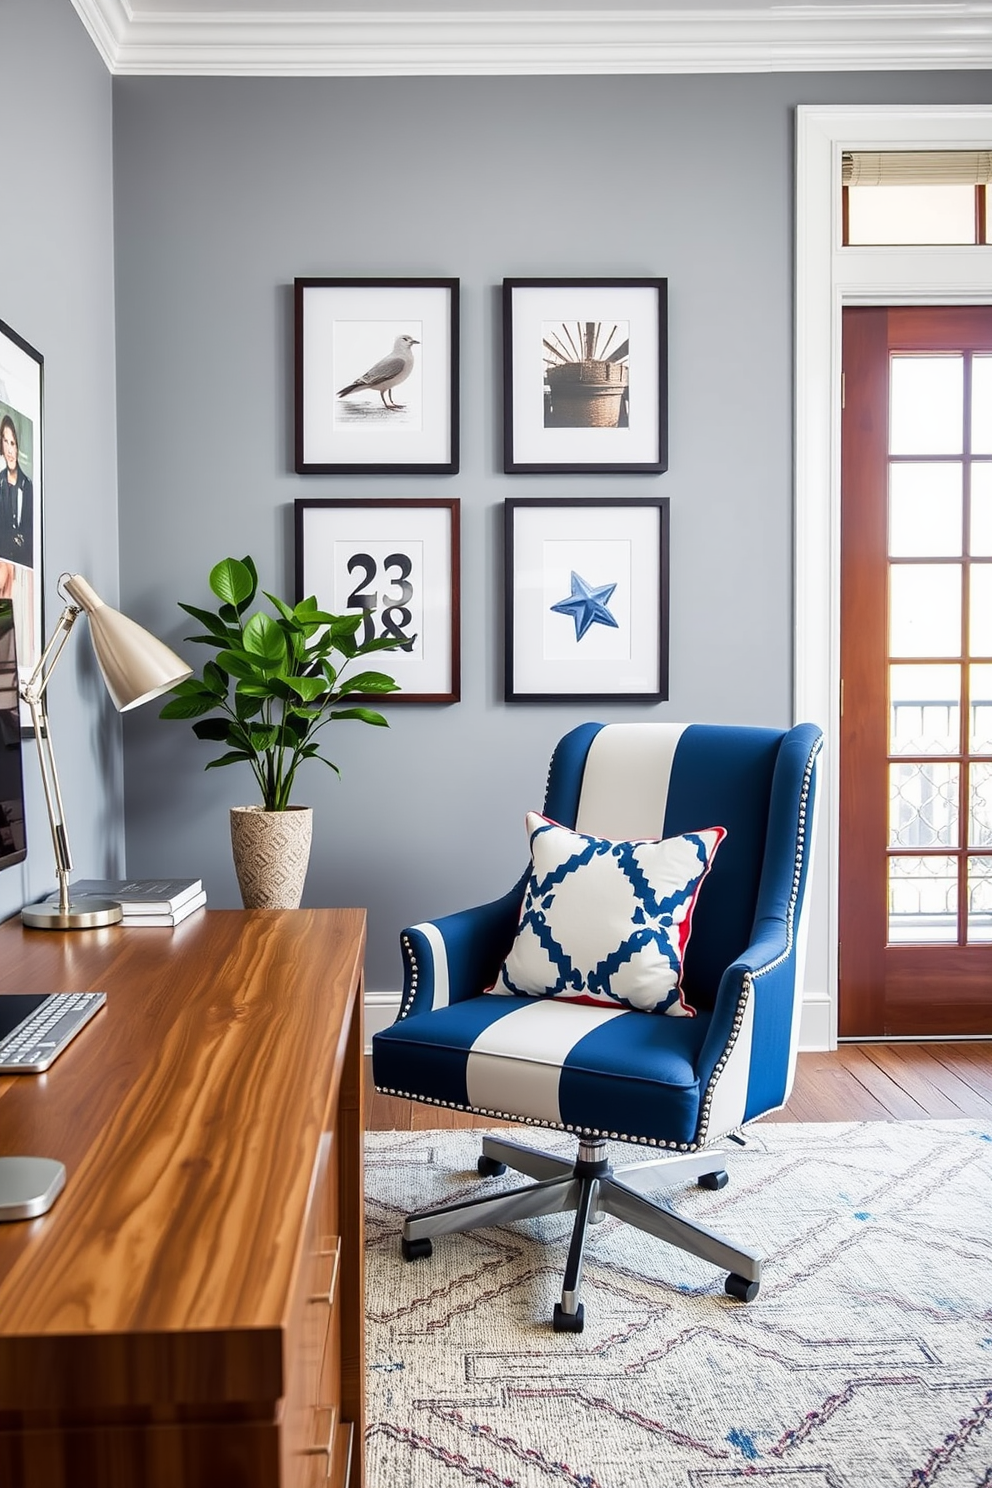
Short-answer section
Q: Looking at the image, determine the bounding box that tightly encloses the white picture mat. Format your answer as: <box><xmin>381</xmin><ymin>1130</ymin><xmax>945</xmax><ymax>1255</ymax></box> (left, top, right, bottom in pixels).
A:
<box><xmin>0</xmin><ymin>327</ymin><xmax>42</xmax><ymax>715</ymax></box>
<box><xmin>301</xmin><ymin>285</ymin><xmax>451</xmax><ymax>466</ymax></box>
<box><xmin>299</xmin><ymin>504</ymin><xmax>453</xmax><ymax>696</ymax></box>
<box><xmin>510</xmin><ymin>285</ymin><xmax>660</xmax><ymax>466</ymax></box>
<box><xmin>512</xmin><ymin>504</ymin><xmax>661</xmax><ymax>695</ymax></box>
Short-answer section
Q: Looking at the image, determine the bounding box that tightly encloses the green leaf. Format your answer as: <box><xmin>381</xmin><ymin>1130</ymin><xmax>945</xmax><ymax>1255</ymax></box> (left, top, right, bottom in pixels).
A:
<box><xmin>191</xmin><ymin>717</ymin><xmax>236</xmax><ymax>742</ymax></box>
<box><xmin>243</xmin><ymin>611</ymin><xmax>287</xmax><ymax>669</ymax></box>
<box><xmin>216</xmin><ymin>648</ymin><xmax>261</xmax><ymax>681</ymax></box>
<box><xmin>177</xmin><ymin>602</ymin><xmax>232</xmax><ymax>639</ymax></box>
<box><xmin>263</xmin><ymin>591</ymin><xmax>297</xmax><ymax>625</ymax></box>
<box><xmin>340</xmin><ymin>671</ymin><xmax>400</xmax><ymax>694</ymax></box>
<box><xmin>249</xmin><ymin>727</ymin><xmax>280</xmax><ymax>751</ymax></box>
<box><xmin>205</xmin><ymin>751</ymin><xmax>256</xmax><ymax>770</ymax></box>
<box><xmin>210</xmin><ymin>558</ymin><xmax>255</xmax><ymax>608</ymax></box>
<box><xmin>160</xmin><ymin>695</ymin><xmax>221</xmax><ymax>720</ymax></box>
<box><xmin>285</xmin><ymin>674</ymin><xmax>328</xmax><ymax>703</ymax></box>
<box><xmin>330</xmin><ymin>614</ymin><xmax>363</xmax><ymax>640</ymax></box>
<box><xmin>184</xmin><ymin>633</ymin><xmax>229</xmax><ymax>649</ymax></box>
<box><xmin>202</xmin><ymin>660</ymin><xmax>229</xmax><ymax>694</ymax></box>
<box><xmin>235</xmin><ymin>693</ymin><xmax>264</xmax><ymax>721</ymax></box>
<box><xmin>329</xmin><ymin>707</ymin><xmax>389</xmax><ymax>727</ymax></box>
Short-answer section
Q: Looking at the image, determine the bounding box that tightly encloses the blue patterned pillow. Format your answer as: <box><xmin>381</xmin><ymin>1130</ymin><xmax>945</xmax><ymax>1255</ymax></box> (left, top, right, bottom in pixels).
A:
<box><xmin>494</xmin><ymin>813</ymin><xmax>726</xmax><ymax>1016</ymax></box>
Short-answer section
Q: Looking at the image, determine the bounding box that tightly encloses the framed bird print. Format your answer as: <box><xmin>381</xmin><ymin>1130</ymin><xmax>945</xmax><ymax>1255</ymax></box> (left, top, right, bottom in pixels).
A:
<box><xmin>504</xmin><ymin>497</ymin><xmax>669</xmax><ymax>702</ymax></box>
<box><xmin>294</xmin><ymin>278</ymin><xmax>459</xmax><ymax>474</ymax></box>
<box><xmin>295</xmin><ymin>497</ymin><xmax>460</xmax><ymax>703</ymax></box>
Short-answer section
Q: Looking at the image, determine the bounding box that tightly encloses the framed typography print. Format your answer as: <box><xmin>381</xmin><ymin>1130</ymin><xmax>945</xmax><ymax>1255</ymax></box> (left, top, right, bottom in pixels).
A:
<box><xmin>295</xmin><ymin>278</ymin><xmax>459</xmax><ymax>475</ymax></box>
<box><xmin>503</xmin><ymin>278</ymin><xmax>667</xmax><ymax>474</ymax></box>
<box><xmin>295</xmin><ymin>498</ymin><xmax>460</xmax><ymax>703</ymax></box>
<box><xmin>0</xmin><ymin>318</ymin><xmax>43</xmax><ymax>729</ymax></box>
<box><xmin>504</xmin><ymin>498</ymin><xmax>669</xmax><ymax>702</ymax></box>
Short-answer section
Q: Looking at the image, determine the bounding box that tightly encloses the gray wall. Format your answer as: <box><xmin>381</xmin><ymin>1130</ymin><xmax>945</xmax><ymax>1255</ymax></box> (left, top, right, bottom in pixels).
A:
<box><xmin>111</xmin><ymin>70</ymin><xmax>990</xmax><ymax>994</ymax></box>
<box><xmin>0</xmin><ymin>0</ymin><xmax>121</xmax><ymax>926</ymax></box>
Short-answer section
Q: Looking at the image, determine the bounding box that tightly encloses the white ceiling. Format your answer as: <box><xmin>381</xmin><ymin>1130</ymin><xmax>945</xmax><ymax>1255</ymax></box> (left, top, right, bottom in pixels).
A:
<box><xmin>69</xmin><ymin>0</ymin><xmax>992</xmax><ymax>76</ymax></box>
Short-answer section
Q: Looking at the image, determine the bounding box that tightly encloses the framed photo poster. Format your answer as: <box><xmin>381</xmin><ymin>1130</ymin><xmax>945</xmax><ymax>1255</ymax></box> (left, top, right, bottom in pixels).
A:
<box><xmin>295</xmin><ymin>278</ymin><xmax>459</xmax><ymax>475</ymax></box>
<box><xmin>503</xmin><ymin>278</ymin><xmax>667</xmax><ymax>474</ymax></box>
<box><xmin>295</xmin><ymin>498</ymin><xmax>460</xmax><ymax>704</ymax></box>
<box><xmin>504</xmin><ymin>497</ymin><xmax>669</xmax><ymax>703</ymax></box>
<box><xmin>0</xmin><ymin>319</ymin><xmax>43</xmax><ymax>729</ymax></box>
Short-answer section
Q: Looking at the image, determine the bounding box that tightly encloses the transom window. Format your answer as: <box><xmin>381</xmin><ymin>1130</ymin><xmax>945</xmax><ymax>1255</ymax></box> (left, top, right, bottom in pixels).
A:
<box><xmin>843</xmin><ymin>151</ymin><xmax>992</xmax><ymax>246</ymax></box>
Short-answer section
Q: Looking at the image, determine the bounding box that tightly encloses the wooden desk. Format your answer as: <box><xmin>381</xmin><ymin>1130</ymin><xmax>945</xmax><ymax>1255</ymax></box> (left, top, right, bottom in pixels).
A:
<box><xmin>0</xmin><ymin>908</ymin><xmax>366</xmax><ymax>1488</ymax></box>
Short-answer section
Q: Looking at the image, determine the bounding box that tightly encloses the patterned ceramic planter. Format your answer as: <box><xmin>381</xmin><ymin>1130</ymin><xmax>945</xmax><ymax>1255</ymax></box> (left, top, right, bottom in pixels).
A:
<box><xmin>229</xmin><ymin>804</ymin><xmax>313</xmax><ymax>910</ymax></box>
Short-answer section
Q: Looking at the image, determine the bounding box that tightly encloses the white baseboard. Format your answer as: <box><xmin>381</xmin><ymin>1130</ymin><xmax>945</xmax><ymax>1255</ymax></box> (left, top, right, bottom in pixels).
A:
<box><xmin>798</xmin><ymin>992</ymin><xmax>834</xmax><ymax>1052</ymax></box>
<box><xmin>364</xmin><ymin>991</ymin><xmax>402</xmax><ymax>1053</ymax></box>
<box><xmin>365</xmin><ymin>990</ymin><xmax>835</xmax><ymax>1055</ymax></box>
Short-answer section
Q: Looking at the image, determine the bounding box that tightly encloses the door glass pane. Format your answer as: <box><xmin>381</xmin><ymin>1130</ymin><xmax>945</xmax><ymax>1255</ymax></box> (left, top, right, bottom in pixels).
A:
<box><xmin>890</xmin><ymin>357</ymin><xmax>963</xmax><ymax>455</ymax></box>
<box><xmin>889</xmin><ymin>761</ymin><xmax>959</xmax><ymax>847</ymax></box>
<box><xmin>890</xmin><ymin>664</ymin><xmax>960</xmax><ymax>753</ymax></box>
<box><xmin>848</xmin><ymin>185</ymin><xmax>976</xmax><ymax>246</ymax></box>
<box><xmin>971</xmin><ymin>464</ymin><xmax>992</xmax><ymax>555</ymax></box>
<box><xmin>970</xmin><ymin>761</ymin><xmax>992</xmax><ymax>847</ymax></box>
<box><xmin>967</xmin><ymin>856</ymin><xmax>992</xmax><ymax>942</ymax></box>
<box><xmin>971</xmin><ymin>564</ymin><xmax>992</xmax><ymax>655</ymax></box>
<box><xmin>889</xmin><ymin>565</ymin><xmax>961</xmax><ymax>657</ymax></box>
<box><xmin>889</xmin><ymin>463</ymin><xmax>962</xmax><ymax>556</ymax></box>
<box><xmin>888</xmin><ymin>855</ymin><xmax>958</xmax><ymax>943</ymax></box>
<box><xmin>972</xmin><ymin>358</ymin><xmax>992</xmax><ymax>455</ymax></box>
<box><xmin>971</xmin><ymin>664</ymin><xmax>992</xmax><ymax>751</ymax></box>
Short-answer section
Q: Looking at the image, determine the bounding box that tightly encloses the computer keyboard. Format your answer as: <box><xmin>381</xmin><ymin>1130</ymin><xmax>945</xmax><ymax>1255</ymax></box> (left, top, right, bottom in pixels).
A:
<box><xmin>0</xmin><ymin>992</ymin><xmax>106</xmax><ymax>1073</ymax></box>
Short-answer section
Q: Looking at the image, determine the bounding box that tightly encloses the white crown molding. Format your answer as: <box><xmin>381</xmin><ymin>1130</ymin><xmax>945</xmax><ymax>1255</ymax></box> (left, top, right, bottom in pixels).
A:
<box><xmin>70</xmin><ymin>2</ymin><xmax>992</xmax><ymax>76</ymax></box>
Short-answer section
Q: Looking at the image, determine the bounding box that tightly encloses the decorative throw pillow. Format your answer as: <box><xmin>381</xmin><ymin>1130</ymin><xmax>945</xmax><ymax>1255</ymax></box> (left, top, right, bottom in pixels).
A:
<box><xmin>493</xmin><ymin>813</ymin><xmax>726</xmax><ymax>1016</ymax></box>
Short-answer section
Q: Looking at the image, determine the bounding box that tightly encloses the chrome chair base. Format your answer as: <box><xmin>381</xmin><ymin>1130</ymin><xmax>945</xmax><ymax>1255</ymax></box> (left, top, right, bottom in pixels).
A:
<box><xmin>401</xmin><ymin>1133</ymin><xmax>762</xmax><ymax>1332</ymax></box>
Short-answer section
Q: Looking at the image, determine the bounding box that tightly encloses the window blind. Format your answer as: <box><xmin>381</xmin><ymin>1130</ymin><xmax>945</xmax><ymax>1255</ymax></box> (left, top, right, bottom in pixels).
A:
<box><xmin>843</xmin><ymin>151</ymin><xmax>992</xmax><ymax>187</ymax></box>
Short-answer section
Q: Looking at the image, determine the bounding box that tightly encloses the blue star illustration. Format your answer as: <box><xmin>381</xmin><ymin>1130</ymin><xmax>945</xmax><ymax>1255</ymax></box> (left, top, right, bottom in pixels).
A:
<box><xmin>550</xmin><ymin>571</ymin><xmax>619</xmax><ymax>642</ymax></box>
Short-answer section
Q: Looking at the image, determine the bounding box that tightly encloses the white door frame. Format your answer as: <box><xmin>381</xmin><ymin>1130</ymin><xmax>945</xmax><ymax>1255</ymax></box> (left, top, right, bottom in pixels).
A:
<box><xmin>795</xmin><ymin>104</ymin><xmax>992</xmax><ymax>1050</ymax></box>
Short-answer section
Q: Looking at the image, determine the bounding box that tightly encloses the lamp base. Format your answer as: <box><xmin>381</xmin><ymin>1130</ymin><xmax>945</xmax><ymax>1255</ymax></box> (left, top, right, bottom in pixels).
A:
<box><xmin>21</xmin><ymin>898</ymin><xmax>124</xmax><ymax>931</ymax></box>
<box><xmin>0</xmin><ymin>1157</ymin><xmax>67</xmax><ymax>1221</ymax></box>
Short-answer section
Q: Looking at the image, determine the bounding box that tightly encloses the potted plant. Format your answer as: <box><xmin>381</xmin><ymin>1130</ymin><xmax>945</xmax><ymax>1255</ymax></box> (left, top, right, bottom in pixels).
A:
<box><xmin>160</xmin><ymin>555</ymin><xmax>403</xmax><ymax>908</ymax></box>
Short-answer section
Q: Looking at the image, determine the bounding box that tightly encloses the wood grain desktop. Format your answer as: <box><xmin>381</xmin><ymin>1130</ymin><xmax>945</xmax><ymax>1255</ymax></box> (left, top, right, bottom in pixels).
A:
<box><xmin>0</xmin><ymin>908</ymin><xmax>366</xmax><ymax>1488</ymax></box>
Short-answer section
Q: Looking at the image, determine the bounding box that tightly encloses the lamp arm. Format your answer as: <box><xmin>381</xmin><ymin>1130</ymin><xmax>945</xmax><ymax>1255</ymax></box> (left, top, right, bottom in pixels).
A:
<box><xmin>19</xmin><ymin>603</ymin><xmax>82</xmax><ymax>917</ymax></box>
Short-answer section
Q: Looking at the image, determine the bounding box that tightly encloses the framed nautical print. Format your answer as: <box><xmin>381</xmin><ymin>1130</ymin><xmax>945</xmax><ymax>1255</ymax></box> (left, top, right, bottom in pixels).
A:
<box><xmin>504</xmin><ymin>497</ymin><xmax>669</xmax><ymax>702</ymax></box>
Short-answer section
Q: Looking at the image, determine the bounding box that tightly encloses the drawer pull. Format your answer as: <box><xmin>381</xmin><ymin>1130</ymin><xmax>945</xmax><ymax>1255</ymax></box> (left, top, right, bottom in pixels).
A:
<box><xmin>311</xmin><ymin>1236</ymin><xmax>341</xmax><ymax>1305</ymax></box>
<box><xmin>305</xmin><ymin>1403</ymin><xmax>338</xmax><ymax>1456</ymax></box>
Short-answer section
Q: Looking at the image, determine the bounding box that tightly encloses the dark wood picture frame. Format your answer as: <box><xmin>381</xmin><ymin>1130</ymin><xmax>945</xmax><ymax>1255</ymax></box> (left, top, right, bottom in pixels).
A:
<box><xmin>503</xmin><ymin>278</ymin><xmax>668</xmax><ymax>474</ymax></box>
<box><xmin>504</xmin><ymin>496</ymin><xmax>669</xmax><ymax>702</ymax></box>
<box><xmin>295</xmin><ymin>278</ymin><xmax>459</xmax><ymax>475</ymax></box>
<box><xmin>295</xmin><ymin>497</ymin><xmax>460</xmax><ymax>704</ymax></box>
<box><xmin>0</xmin><ymin>317</ymin><xmax>43</xmax><ymax>731</ymax></box>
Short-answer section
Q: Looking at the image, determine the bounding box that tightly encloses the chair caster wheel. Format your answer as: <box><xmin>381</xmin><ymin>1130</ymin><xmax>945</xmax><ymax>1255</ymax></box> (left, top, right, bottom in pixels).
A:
<box><xmin>478</xmin><ymin>1155</ymin><xmax>507</xmax><ymax>1177</ymax></box>
<box><xmin>725</xmin><ymin>1273</ymin><xmax>759</xmax><ymax>1302</ymax></box>
<box><xmin>698</xmin><ymin>1170</ymin><xmax>729</xmax><ymax>1190</ymax></box>
<box><xmin>401</xmin><ymin>1236</ymin><xmax>433</xmax><ymax>1262</ymax></box>
<box><xmin>552</xmin><ymin>1303</ymin><xmax>585</xmax><ymax>1333</ymax></box>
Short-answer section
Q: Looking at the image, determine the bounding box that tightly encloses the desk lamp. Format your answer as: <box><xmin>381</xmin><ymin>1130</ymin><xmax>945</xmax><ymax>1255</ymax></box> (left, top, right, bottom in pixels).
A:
<box><xmin>19</xmin><ymin>573</ymin><xmax>192</xmax><ymax>930</ymax></box>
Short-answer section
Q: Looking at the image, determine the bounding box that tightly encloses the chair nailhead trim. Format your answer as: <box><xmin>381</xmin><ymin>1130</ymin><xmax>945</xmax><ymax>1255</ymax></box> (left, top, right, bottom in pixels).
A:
<box><xmin>695</xmin><ymin>733</ymin><xmax>821</xmax><ymax>1147</ymax></box>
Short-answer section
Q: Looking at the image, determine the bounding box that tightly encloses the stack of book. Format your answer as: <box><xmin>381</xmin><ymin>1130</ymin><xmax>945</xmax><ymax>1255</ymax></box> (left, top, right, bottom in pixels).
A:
<box><xmin>50</xmin><ymin>878</ymin><xmax>206</xmax><ymax>928</ymax></box>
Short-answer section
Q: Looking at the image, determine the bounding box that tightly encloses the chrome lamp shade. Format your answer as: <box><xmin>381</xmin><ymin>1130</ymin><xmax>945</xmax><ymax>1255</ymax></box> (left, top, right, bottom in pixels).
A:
<box><xmin>20</xmin><ymin>574</ymin><xmax>192</xmax><ymax>930</ymax></box>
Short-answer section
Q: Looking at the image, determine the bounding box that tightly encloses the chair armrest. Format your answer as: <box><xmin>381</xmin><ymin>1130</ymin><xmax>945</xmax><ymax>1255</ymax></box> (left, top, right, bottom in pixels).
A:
<box><xmin>697</xmin><ymin>920</ymin><xmax>803</xmax><ymax>1133</ymax></box>
<box><xmin>397</xmin><ymin>875</ymin><xmax>526</xmax><ymax>1019</ymax></box>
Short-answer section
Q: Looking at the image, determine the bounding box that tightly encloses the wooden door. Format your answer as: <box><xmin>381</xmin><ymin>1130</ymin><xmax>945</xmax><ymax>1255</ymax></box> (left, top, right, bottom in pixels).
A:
<box><xmin>840</xmin><ymin>306</ymin><xmax>992</xmax><ymax>1037</ymax></box>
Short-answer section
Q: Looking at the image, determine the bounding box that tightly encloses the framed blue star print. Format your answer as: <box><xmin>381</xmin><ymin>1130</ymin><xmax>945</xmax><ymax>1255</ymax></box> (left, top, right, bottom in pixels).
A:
<box><xmin>504</xmin><ymin>498</ymin><xmax>669</xmax><ymax>702</ymax></box>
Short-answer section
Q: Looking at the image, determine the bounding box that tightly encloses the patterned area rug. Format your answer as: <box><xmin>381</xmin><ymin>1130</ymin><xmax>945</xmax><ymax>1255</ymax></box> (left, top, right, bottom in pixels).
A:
<box><xmin>364</xmin><ymin>1121</ymin><xmax>992</xmax><ymax>1487</ymax></box>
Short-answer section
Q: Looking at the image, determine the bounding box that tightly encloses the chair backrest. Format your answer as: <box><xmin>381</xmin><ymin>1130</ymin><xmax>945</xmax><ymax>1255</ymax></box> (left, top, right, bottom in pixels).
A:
<box><xmin>542</xmin><ymin>721</ymin><xmax>807</xmax><ymax>1012</ymax></box>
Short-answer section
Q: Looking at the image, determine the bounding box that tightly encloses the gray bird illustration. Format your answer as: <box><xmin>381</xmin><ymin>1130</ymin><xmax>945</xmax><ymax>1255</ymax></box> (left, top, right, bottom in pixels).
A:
<box><xmin>337</xmin><ymin>333</ymin><xmax>419</xmax><ymax>410</ymax></box>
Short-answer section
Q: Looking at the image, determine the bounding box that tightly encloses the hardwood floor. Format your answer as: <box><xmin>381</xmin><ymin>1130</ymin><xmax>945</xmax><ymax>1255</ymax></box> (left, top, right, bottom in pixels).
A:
<box><xmin>364</xmin><ymin>1043</ymin><xmax>992</xmax><ymax>1130</ymax></box>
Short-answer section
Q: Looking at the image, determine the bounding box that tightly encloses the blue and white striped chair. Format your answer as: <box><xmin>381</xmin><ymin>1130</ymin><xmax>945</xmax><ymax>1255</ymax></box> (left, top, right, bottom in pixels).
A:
<box><xmin>372</xmin><ymin>720</ymin><xmax>823</xmax><ymax>1332</ymax></box>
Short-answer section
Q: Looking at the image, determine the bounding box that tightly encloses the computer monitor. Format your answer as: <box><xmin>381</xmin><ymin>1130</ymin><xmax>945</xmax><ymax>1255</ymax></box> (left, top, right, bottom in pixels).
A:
<box><xmin>0</xmin><ymin>596</ymin><xmax>26</xmax><ymax>869</ymax></box>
